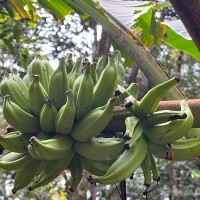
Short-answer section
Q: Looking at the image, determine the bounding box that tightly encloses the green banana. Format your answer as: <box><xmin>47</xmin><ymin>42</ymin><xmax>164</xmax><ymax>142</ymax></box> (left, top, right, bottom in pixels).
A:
<box><xmin>55</xmin><ymin>89</ymin><xmax>75</xmax><ymax>134</ymax></box>
<box><xmin>28</xmin><ymin>131</ymin><xmax>52</xmax><ymax>159</ymax></box>
<box><xmin>148</xmin><ymin>138</ymin><xmax>200</xmax><ymax>161</ymax></box>
<box><xmin>71</xmin><ymin>98</ymin><xmax>115</xmax><ymax>142</ymax></box>
<box><xmin>68</xmin><ymin>153</ymin><xmax>83</xmax><ymax>192</ymax></box>
<box><xmin>28</xmin><ymin>143</ymin><xmax>42</xmax><ymax>160</ymax></box>
<box><xmin>67</xmin><ymin>57</ymin><xmax>83</xmax><ymax>89</ymax></box>
<box><xmin>124</xmin><ymin>95</ymin><xmax>138</xmax><ymax>114</ymax></box>
<box><xmin>93</xmin><ymin>53</ymin><xmax>118</xmax><ymax>108</ymax></box>
<box><xmin>149</xmin><ymin>153</ymin><xmax>160</xmax><ymax>182</ymax></box>
<box><xmin>73</xmin><ymin>63</ymin><xmax>94</xmax><ymax>120</ymax></box>
<box><xmin>28</xmin><ymin>74</ymin><xmax>48</xmax><ymax>116</ymax></box>
<box><xmin>123</xmin><ymin>116</ymin><xmax>140</xmax><ymax>140</ymax></box>
<box><xmin>0</xmin><ymin>74</ymin><xmax>32</xmax><ymax>113</ymax></box>
<box><xmin>0</xmin><ymin>152</ymin><xmax>32</xmax><ymax>171</ymax></box>
<box><xmin>92</xmin><ymin>135</ymin><xmax>148</xmax><ymax>184</ymax></box>
<box><xmin>126</xmin><ymin>82</ymin><xmax>139</xmax><ymax>99</ymax></box>
<box><xmin>48</xmin><ymin>57</ymin><xmax>69</xmax><ymax>110</ymax></box>
<box><xmin>29</xmin><ymin>135</ymin><xmax>74</xmax><ymax>160</ymax></box>
<box><xmin>80</xmin><ymin>156</ymin><xmax>107</xmax><ymax>176</ymax></box>
<box><xmin>65</xmin><ymin>58</ymin><xmax>74</xmax><ymax>74</ymax></box>
<box><xmin>95</xmin><ymin>55</ymin><xmax>106</xmax><ymax>81</ymax></box>
<box><xmin>39</xmin><ymin>98</ymin><xmax>58</xmax><ymax>134</ymax></box>
<box><xmin>80</xmin><ymin>156</ymin><xmax>115</xmax><ymax>173</ymax></box>
<box><xmin>63</xmin><ymin>53</ymin><xmax>73</xmax><ymax>74</ymax></box>
<box><xmin>3</xmin><ymin>95</ymin><xmax>40</xmax><ymax>134</ymax></box>
<box><xmin>22</xmin><ymin>73</ymin><xmax>30</xmax><ymax>87</ymax></box>
<box><xmin>27</xmin><ymin>58</ymin><xmax>49</xmax><ymax>92</ymax></box>
<box><xmin>74</xmin><ymin>137</ymin><xmax>126</xmax><ymax>161</ymax></box>
<box><xmin>90</xmin><ymin>62</ymin><xmax>97</xmax><ymax>85</ymax></box>
<box><xmin>143</xmin><ymin>99</ymin><xmax>193</xmax><ymax>144</ymax></box>
<box><xmin>114</xmin><ymin>50</ymin><xmax>126</xmax><ymax>86</ymax></box>
<box><xmin>140</xmin><ymin>151</ymin><xmax>152</xmax><ymax>187</ymax></box>
<box><xmin>115</xmin><ymin>83</ymin><xmax>138</xmax><ymax>107</ymax></box>
<box><xmin>41</xmin><ymin>59</ymin><xmax>54</xmax><ymax>83</ymax></box>
<box><xmin>124</xmin><ymin>121</ymin><xmax>143</xmax><ymax>149</ymax></box>
<box><xmin>137</xmin><ymin>77</ymin><xmax>180</xmax><ymax>118</ymax></box>
<box><xmin>11</xmin><ymin>69</ymin><xmax>29</xmax><ymax>96</ymax></box>
<box><xmin>142</xmin><ymin>109</ymin><xmax>187</xmax><ymax>127</ymax></box>
<box><xmin>186</xmin><ymin>128</ymin><xmax>200</xmax><ymax>139</ymax></box>
<box><xmin>35</xmin><ymin>131</ymin><xmax>51</xmax><ymax>140</ymax></box>
<box><xmin>0</xmin><ymin>131</ymin><xmax>31</xmax><ymax>153</ymax></box>
<box><xmin>29</xmin><ymin>149</ymin><xmax>75</xmax><ymax>191</ymax></box>
<box><xmin>12</xmin><ymin>159</ymin><xmax>42</xmax><ymax>194</ymax></box>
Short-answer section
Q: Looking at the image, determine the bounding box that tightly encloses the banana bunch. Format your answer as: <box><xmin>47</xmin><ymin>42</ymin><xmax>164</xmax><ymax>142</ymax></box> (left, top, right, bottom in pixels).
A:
<box><xmin>0</xmin><ymin>52</ymin><xmax>125</xmax><ymax>193</ymax></box>
<box><xmin>113</xmin><ymin>76</ymin><xmax>198</xmax><ymax>196</ymax></box>
<box><xmin>0</xmin><ymin>51</ymin><xmax>198</xmax><ymax>196</ymax></box>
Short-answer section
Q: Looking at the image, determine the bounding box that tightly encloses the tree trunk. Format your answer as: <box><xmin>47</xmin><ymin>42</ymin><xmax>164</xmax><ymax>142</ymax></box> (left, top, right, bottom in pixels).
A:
<box><xmin>92</xmin><ymin>24</ymin><xmax>111</xmax><ymax>59</ymax></box>
<box><xmin>169</xmin><ymin>0</ymin><xmax>200</xmax><ymax>51</ymax></box>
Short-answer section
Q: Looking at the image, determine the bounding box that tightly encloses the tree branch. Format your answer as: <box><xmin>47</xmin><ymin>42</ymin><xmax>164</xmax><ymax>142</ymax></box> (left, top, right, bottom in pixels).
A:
<box><xmin>105</xmin><ymin>99</ymin><xmax>200</xmax><ymax>133</ymax></box>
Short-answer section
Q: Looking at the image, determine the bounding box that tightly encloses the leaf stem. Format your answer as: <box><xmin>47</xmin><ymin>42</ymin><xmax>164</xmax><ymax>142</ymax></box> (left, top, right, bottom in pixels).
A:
<box><xmin>72</xmin><ymin>0</ymin><xmax>184</xmax><ymax>99</ymax></box>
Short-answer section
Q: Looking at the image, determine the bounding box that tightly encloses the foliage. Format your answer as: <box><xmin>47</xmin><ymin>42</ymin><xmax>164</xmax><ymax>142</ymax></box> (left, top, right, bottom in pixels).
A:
<box><xmin>0</xmin><ymin>0</ymin><xmax>199</xmax><ymax>62</ymax></box>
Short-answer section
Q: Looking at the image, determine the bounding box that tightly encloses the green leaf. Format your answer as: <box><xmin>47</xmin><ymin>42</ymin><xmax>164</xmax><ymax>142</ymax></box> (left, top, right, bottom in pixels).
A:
<box><xmin>20</xmin><ymin>48</ymin><xmax>30</xmax><ymax>68</ymax></box>
<box><xmin>149</xmin><ymin>9</ymin><xmax>166</xmax><ymax>46</ymax></box>
<box><xmin>96</xmin><ymin>0</ymin><xmax>200</xmax><ymax>60</ymax></box>
<box><xmin>97</xmin><ymin>0</ymin><xmax>153</xmax><ymax>30</ymax></box>
<box><xmin>9</xmin><ymin>0</ymin><xmax>37</xmax><ymax>20</ymax></box>
<box><xmin>3</xmin><ymin>37</ymin><xmax>15</xmax><ymax>54</ymax></box>
<box><xmin>3</xmin><ymin>2</ymin><xmax>19</xmax><ymax>19</ymax></box>
<box><xmin>134</xmin><ymin>8</ymin><xmax>153</xmax><ymax>47</ymax></box>
<box><xmin>163</xmin><ymin>20</ymin><xmax>200</xmax><ymax>60</ymax></box>
<box><xmin>0</xmin><ymin>13</ymin><xmax>9</xmax><ymax>22</ymax></box>
<box><xmin>13</xmin><ymin>22</ymin><xmax>21</xmax><ymax>43</ymax></box>
<box><xmin>38</xmin><ymin>0</ymin><xmax>74</xmax><ymax>22</ymax></box>
<box><xmin>64</xmin><ymin>0</ymin><xmax>89</xmax><ymax>19</ymax></box>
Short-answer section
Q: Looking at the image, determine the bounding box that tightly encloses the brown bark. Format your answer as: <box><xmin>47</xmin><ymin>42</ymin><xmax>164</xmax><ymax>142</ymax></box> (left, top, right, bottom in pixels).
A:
<box><xmin>169</xmin><ymin>0</ymin><xmax>200</xmax><ymax>51</ymax></box>
<box><xmin>92</xmin><ymin>24</ymin><xmax>111</xmax><ymax>59</ymax></box>
<box><xmin>97</xmin><ymin>28</ymin><xmax>111</xmax><ymax>57</ymax></box>
<box><xmin>127</xmin><ymin>64</ymin><xmax>139</xmax><ymax>84</ymax></box>
<box><xmin>105</xmin><ymin>99</ymin><xmax>200</xmax><ymax>132</ymax></box>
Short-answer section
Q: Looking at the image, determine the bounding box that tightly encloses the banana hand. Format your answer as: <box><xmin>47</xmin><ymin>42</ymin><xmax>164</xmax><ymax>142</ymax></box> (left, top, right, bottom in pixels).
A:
<box><xmin>29</xmin><ymin>149</ymin><xmax>75</xmax><ymax>191</ymax></box>
<box><xmin>137</xmin><ymin>77</ymin><xmax>180</xmax><ymax>118</ymax></box>
<box><xmin>29</xmin><ymin>135</ymin><xmax>74</xmax><ymax>160</ymax></box>
<box><xmin>12</xmin><ymin>159</ymin><xmax>42</xmax><ymax>194</ymax></box>
<box><xmin>93</xmin><ymin>53</ymin><xmax>118</xmax><ymax>108</ymax></box>
<box><xmin>3</xmin><ymin>95</ymin><xmax>40</xmax><ymax>134</ymax></box>
<box><xmin>68</xmin><ymin>153</ymin><xmax>83</xmax><ymax>192</ymax></box>
<box><xmin>143</xmin><ymin>99</ymin><xmax>193</xmax><ymax>144</ymax></box>
<box><xmin>71</xmin><ymin>98</ymin><xmax>115</xmax><ymax>142</ymax></box>
<box><xmin>0</xmin><ymin>152</ymin><xmax>32</xmax><ymax>171</ymax></box>
<box><xmin>0</xmin><ymin>131</ymin><xmax>31</xmax><ymax>153</ymax></box>
<box><xmin>92</xmin><ymin>135</ymin><xmax>148</xmax><ymax>184</ymax></box>
<box><xmin>74</xmin><ymin>137</ymin><xmax>126</xmax><ymax>161</ymax></box>
<box><xmin>148</xmin><ymin>137</ymin><xmax>200</xmax><ymax>161</ymax></box>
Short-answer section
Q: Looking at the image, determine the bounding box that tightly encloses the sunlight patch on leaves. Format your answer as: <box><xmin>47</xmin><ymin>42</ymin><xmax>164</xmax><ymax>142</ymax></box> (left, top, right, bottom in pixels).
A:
<box><xmin>97</xmin><ymin>0</ymin><xmax>153</xmax><ymax>30</ymax></box>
